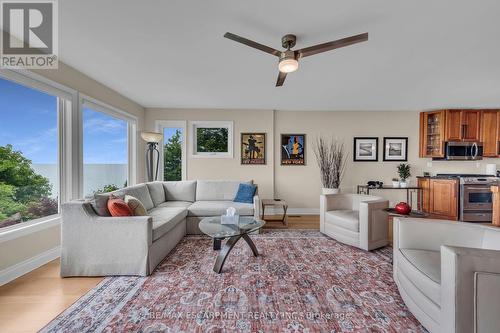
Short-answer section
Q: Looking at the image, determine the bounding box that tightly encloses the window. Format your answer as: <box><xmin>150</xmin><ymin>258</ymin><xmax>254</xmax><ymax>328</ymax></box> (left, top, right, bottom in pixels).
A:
<box><xmin>190</xmin><ymin>121</ymin><xmax>233</xmax><ymax>158</ymax></box>
<box><xmin>157</xmin><ymin>120</ymin><xmax>186</xmax><ymax>181</ymax></box>
<box><xmin>0</xmin><ymin>77</ymin><xmax>60</xmax><ymax>229</ymax></box>
<box><xmin>81</xmin><ymin>99</ymin><xmax>136</xmax><ymax>198</ymax></box>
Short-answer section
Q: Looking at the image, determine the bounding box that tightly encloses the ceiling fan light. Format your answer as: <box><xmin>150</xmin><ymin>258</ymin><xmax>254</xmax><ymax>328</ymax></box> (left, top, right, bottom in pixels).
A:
<box><xmin>278</xmin><ymin>58</ymin><xmax>299</xmax><ymax>73</ymax></box>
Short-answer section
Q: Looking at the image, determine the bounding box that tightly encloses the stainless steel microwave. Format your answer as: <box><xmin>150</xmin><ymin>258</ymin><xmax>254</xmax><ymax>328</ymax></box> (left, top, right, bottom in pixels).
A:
<box><xmin>445</xmin><ymin>141</ymin><xmax>483</xmax><ymax>160</ymax></box>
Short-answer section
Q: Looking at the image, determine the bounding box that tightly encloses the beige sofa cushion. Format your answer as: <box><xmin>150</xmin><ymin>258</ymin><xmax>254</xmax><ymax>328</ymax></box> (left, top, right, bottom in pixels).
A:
<box><xmin>325</xmin><ymin>210</ymin><xmax>359</xmax><ymax>232</ymax></box>
<box><xmin>196</xmin><ymin>180</ymin><xmax>252</xmax><ymax>201</ymax></box>
<box><xmin>157</xmin><ymin>201</ymin><xmax>192</xmax><ymax>209</ymax></box>
<box><xmin>117</xmin><ymin>184</ymin><xmax>154</xmax><ymax>211</ymax></box>
<box><xmin>163</xmin><ymin>181</ymin><xmax>196</xmax><ymax>202</ymax></box>
<box><xmin>148</xmin><ymin>207</ymin><xmax>188</xmax><ymax>241</ymax></box>
<box><xmin>188</xmin><ymin>201</ymin><xmax>254</xmax><ymax>217</ymax></box>
<box><xmin>146</xmin><ymin>182</ymin><xmax>166</xmax><ymax>206</ymax></box>
<box><xmin>399</xmin><ymin>249</ymin><xmax>441</xmax><ymax>305</ymax></box>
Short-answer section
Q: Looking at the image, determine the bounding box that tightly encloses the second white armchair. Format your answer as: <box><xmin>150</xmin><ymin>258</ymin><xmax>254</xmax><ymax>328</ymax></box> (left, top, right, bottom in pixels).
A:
<box><xmin>320</xmin><ymin>193</ymin><xmax>389</xmax><ymax>251</ymax></box>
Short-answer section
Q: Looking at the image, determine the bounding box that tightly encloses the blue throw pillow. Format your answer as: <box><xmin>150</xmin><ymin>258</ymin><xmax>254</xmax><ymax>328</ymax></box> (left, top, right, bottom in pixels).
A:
<box><xmin>233</xmin><ymin>183</ymin><xmax>257</xmax><ymax>204</ymax></box>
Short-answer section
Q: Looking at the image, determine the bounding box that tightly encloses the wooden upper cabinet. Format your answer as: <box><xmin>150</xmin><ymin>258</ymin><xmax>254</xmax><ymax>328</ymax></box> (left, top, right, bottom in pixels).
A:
<box><xmin>429</xmin><ymin>178</ymin><xmax>458</xmax><ymax>220</ymax></box>
<box><xmin>481</xmin><ymin>110</ymin><xmax>499</xmax><ymax>157</ymax></box>
<box><xmin>444</xmin><ymin>109</ymin><xmax>481</xmax><ymax>141</ymax></box>
<box><xmin>462</xmin><ymin>110</ymin><xmax>481</xmax><ymax>141</ymax></box>
<box><xmin>420</xmin><ymin>110</ymin><xmax>445</xmax><ymax>158</ymax></box>
<box><xmin>420</xmin><ymin>109</ymin><xmax>497</xmax><ymax>157</ymax></box>
<box><xmin>445</xmin><ymin>110</ymin><xmax>463</xmax><ymax>141</ymax></box>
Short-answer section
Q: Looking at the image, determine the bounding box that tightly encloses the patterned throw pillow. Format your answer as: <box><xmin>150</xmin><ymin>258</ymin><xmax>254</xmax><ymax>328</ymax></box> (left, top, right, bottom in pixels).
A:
<box><xmin>125</xmin><ymin>195</ymin><xmax>147</xmax><ymax>216</ymax></box>
<box><xmin>107</xmin><ymin>195</ymin><xmax>133</xmax><ymax>217</ymax></box>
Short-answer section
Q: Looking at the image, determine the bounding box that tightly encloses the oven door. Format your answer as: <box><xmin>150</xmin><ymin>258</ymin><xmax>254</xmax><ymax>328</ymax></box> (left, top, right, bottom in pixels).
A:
<box><xmin>462</xmin><ymin>185</ymin><xmax>493</xmax><ymax>211</ymax></box>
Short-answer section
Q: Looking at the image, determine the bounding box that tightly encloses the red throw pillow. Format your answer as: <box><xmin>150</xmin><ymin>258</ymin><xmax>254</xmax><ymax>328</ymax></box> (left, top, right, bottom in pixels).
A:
<box><xmin>107</xmin><ymin>196</ymin><xmax>133</xmax><ymax>217</ymax></box>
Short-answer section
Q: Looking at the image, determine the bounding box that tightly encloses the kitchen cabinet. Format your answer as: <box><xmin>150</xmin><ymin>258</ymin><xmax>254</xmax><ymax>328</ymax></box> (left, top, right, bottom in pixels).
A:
<box><xmin>429</xmin><ymin>179</ymin><xmax>458</xmax><ymax>220</ymax></box>
<box><xmin>418</xmin><ymin>177</ymin><xmax>458</xmax><ymax>220</ymax></box>
<box><xmin>481</xmin><ymin>110</ymin><xmax>499</xmax><ymax>157</ymax></box>
<box><xmin>420</xmin><ymin>109</ymin><xmax>499</xmax><ymax>158</ymax></box>
<box><xmin>417</xmin><ymin>177</ymin><xmax>430</xmax><ymax>212</ymax></box>
<box><xmin>419</xmin><ymin>110</ymin><xmax>446</xmax><ymax>158</ymax></box>
<box><xmin>445</xmin><ymin>110</ymin><xmax>462</xmax><ymax>141</ymax></box>
<box><xmin>445</xmin><ymin>109</ymin><xmax>481</xmax><ymax>142</ymax></box>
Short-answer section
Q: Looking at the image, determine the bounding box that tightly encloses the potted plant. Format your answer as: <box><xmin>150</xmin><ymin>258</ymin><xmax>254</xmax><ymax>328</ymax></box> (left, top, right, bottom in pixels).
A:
<box><xmin>392</xmin><ymin>178</ymin><xmax>400</xmax><ymax>188</ymax></box>
<box><xmin>313</xmin><ymin>136</ymin><xmax>347</xmax><ymax>194</ymax></box>
<box><xmin>397</xmin><ymin>163</ymin><xmax>411</xmax><ymax>188</ymax></box>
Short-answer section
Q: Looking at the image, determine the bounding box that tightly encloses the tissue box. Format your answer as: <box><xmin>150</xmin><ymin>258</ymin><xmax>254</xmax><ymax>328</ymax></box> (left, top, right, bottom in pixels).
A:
<box><xmin>221</xmin><ymin>215</ymin><xmax>239</xmax><ymax>225</ymax></box>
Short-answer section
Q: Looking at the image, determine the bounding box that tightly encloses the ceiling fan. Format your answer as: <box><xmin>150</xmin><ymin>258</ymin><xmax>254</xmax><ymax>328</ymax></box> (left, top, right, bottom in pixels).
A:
<box><xmin>224</xmin><ymin>32</ymin><xmax>368</xmax><ymax>87</ymax></box>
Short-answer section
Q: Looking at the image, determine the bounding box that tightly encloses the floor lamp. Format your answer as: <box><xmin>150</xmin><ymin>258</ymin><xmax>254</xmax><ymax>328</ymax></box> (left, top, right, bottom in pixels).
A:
<box><xmin>141</xmin><ymin>132</ymin><xmax>163</xmax><ymax>182</ymax></box>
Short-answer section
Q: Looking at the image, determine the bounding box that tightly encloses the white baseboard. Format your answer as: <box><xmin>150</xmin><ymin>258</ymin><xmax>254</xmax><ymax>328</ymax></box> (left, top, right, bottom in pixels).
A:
<box><xmin>264</xmin><ymin>207</ymin><xmax>319</xmax><ymax>216</ymax></box>
<box><xmin>0</xmin><ymin>246</ymin><xmax>61</xmax><ymax>286</ymax></box>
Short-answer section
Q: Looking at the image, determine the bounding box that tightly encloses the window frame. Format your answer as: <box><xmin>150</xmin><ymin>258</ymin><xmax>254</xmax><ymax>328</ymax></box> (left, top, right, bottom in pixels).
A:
<box><xmin>189</xmin><ymin>120</ymin><xmax>233</xmax><ymax>158</ymax></box>
<box><xmin>156</xmin><ymin>120</ymin><xmax>187</xmax><ymax>181</ymax></box>
<box><xmin>0</xmin><ymin>69</ymin><xmax>78</xmax><ymax>237</ymax></box>
<box><xmin>79</xmin><ymin>94</ymin><xmax>138</xmax><ymax>197</ymax></box>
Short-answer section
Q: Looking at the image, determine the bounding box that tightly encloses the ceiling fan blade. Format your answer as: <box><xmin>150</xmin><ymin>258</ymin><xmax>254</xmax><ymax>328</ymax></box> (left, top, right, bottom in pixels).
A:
<box><xmin>276</xmin><ymin>71</ymin><xmax>287</xmax><ymax>87</ymax></box>
<box><xmin>224</xmin><ymin>32</ymin><xmax>281</xmax><ymax>57</ymax></box>
<box><xmin>296</xmin><ymin>32</ymin><xmax>368</xmax><ymax>58</ymax></box>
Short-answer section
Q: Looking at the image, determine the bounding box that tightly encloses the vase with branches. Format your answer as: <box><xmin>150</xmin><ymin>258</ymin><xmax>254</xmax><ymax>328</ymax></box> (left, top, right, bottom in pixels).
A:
<box><xmin>313</xmin><ymin>136</ymin><xmax>347</xmax><ymax>194</ymax></box>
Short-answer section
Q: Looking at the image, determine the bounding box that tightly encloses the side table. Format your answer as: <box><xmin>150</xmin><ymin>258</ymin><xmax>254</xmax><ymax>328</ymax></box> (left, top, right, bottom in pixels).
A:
<box><xmin>261</xmin><ymin>199</ymin><xmax>288</xmax><ymax>226</ymax></box>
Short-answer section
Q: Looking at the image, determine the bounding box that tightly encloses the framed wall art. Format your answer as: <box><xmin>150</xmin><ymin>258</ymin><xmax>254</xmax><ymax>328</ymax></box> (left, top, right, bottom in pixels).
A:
<box><xmin>353</xmin><ymin>137</ymin><xmax>378</xmax><ymax>162</ymax></box>
<box><xmin>241</xmin><ymin>133</ymin><xmax>266</xmax><ymax>165</ymax></box>
<box><xmin>383</xmin><ymin>137</ymin><xmax>408</xmax><ymax>161</ymax></box>
<box><xmin>281</xmin><ymin>134</ymin><xmax>305</xmax><ymax>165</ymax></box>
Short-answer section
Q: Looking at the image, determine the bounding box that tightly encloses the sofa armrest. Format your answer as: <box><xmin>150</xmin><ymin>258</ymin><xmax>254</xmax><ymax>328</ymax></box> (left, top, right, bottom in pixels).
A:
<box><xmin>441</xmin><ymin>245</ymin><xmax>500</xmax><ymax>333</ymax></box>
<box><xmin>253</xmin><ymin>195</ymin><xmax>260</xmax><ymax>220</ymax></box>
<box><xmin>60</xmin><ymin>201</ymin><xmax>153</xmax><ymax>276</ymax></box>
<box><xmin>359</xmin><ymin>199</ymin><xmax>389</xmax><ymax>250</ymax></box>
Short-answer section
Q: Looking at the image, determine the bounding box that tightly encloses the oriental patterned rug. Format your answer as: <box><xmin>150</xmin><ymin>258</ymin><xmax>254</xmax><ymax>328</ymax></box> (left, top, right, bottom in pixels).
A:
<box><xmin>40</xmin><ymin>230</ymin><xmax>425</xmax><ymax>332</ymax></box>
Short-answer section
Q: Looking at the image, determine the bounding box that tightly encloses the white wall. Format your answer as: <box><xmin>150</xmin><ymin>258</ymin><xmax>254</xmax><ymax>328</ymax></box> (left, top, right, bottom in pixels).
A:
<box><xmin>146</xmin><ymin>108</ymin><xmax>499</xmax><ymax>210</ymax></box>
<box><xmin>146</xmin><ymin>108</ymin><xmax>275</xmax><ymax>199</ymax></box>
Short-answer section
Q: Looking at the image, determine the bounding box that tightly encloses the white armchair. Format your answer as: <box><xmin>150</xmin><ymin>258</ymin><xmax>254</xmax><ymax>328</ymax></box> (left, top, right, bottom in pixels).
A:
<box><xmin>320</xmin><ymin>194</ymin><xmax>389</xmax><ymax>251</ymax></box>
<box><xmin>393</xmin><ymin>218</ymin><xmax>500</xmax><ymax>333</ymax></box>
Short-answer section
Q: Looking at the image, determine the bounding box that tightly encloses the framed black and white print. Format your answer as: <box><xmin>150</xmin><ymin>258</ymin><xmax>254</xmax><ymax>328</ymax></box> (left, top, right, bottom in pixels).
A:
<box><xmin>383</xmin><ymin>137</ymin><xmax>408</xmax><ymax>161</ymax></box>
<box><xmin>353</xmin><ymin>137</ymin><xmax>378</xmax><ymax>162</ymax></box>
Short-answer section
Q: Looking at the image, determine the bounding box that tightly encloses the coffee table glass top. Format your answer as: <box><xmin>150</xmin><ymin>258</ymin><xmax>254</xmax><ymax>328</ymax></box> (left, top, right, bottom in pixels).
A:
<box><xmin>199</xmin><ymin>216</ymin><xmax>265</xmax><ymax>238</ymax></box>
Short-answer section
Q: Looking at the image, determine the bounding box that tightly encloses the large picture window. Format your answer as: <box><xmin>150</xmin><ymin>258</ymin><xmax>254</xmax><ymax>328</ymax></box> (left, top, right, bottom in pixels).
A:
<box><xmin>0</xmin><ymin>77</ymin><xmax>60</xmax><ymax>229</ymax></box>
<box><xmin>82</xmin><ymin>100</ymin><xmax>135</xmax><ymax>198</ymax></box>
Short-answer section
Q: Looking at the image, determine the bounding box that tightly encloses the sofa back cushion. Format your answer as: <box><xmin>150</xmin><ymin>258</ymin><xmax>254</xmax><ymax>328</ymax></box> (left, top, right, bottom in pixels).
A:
<box><xmin>119</xmin><ymin>184</ymin><xmax>154</xmax><ymax>210</ymax></box>
<box><xmin>146</xmin><ymin>182</ymin><xmax>166</xmax><ymax>206</ymax></box>
<box><xmin>164</xmin><ymin>180</ymin><xmax>196</xmax><ymax>202</ymax></box>
<box><xmin>196</xmin><ymin>180</ymin><xmax>253</xmax><ymax>201</ymax></box>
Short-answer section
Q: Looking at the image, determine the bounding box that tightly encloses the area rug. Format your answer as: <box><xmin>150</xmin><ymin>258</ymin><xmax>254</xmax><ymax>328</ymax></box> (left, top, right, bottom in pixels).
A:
<box><xmin>40</xmin><ymin>230</ymin><xmax>426</xmax><ymax>333</ymax></box>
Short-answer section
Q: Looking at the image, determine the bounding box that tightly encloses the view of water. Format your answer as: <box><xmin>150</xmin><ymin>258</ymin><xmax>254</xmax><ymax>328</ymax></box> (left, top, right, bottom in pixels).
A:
<box><xmin>33</xmin><ymin>164</ymin><xmax>127</xmax><ymax>198</ymax></box>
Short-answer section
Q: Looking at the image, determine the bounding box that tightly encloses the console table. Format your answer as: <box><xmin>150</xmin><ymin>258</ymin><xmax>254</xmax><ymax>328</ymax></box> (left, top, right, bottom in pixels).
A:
<box><xmin>357</xmin><ymin>185</ymin><xmax>423</xmax><ymax>208</ymax></box>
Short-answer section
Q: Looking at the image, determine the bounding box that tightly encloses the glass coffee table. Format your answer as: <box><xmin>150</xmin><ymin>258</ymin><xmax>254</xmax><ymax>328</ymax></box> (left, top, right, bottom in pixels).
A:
<box><xmin>199</xmin><ymin>216</ymin><xmax>265</xmax><ymax>273</ymax></box>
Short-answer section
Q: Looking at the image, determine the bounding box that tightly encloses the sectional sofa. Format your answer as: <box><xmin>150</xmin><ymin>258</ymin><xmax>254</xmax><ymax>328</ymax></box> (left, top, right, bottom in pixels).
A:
<box><xmin>60</xmin><ymin>180</ymin><xmax>259</xmax><ymax>277</ymax></box>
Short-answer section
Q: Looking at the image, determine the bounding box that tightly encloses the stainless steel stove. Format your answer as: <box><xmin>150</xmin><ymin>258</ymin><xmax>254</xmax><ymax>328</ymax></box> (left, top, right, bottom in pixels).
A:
<box><xmin>459</xmin><ymin>175</ymin><xmax>499</xmax><ymax>222</ymax></box>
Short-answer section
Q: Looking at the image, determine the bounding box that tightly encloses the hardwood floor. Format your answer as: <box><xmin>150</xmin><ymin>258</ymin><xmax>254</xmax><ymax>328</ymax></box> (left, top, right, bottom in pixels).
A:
<box><xmin>0</xmin><ymin>215</ymin><xmax>319</xmax><ymax>332</ymax></box>
<box><xmin>0</xmin><ymin>260</ymin><xmax>102</xmax><ymax>333</ymax></box>
<box><xmin>262</xmin><ymin>214</ymin><xmax>319</xmax><ymax>229</ymax></box>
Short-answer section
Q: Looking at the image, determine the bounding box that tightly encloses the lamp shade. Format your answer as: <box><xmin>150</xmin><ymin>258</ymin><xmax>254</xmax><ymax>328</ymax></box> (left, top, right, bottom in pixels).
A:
<box><xmin>140</xmin><ymin>131</ymin><xmax>163</xmax><ymax>143</ymax></box>
<box><xmin>278</xmin><ymin>58</ymin><xmax>299</xmax><ymax>73</ymax></box>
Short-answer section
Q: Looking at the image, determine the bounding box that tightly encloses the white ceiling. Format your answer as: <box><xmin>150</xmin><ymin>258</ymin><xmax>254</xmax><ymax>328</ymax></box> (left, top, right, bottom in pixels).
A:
<box><xmin>59</xmin><ymin>0</ymin><xmax>500</xmax><ymax>111</ymax></box>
